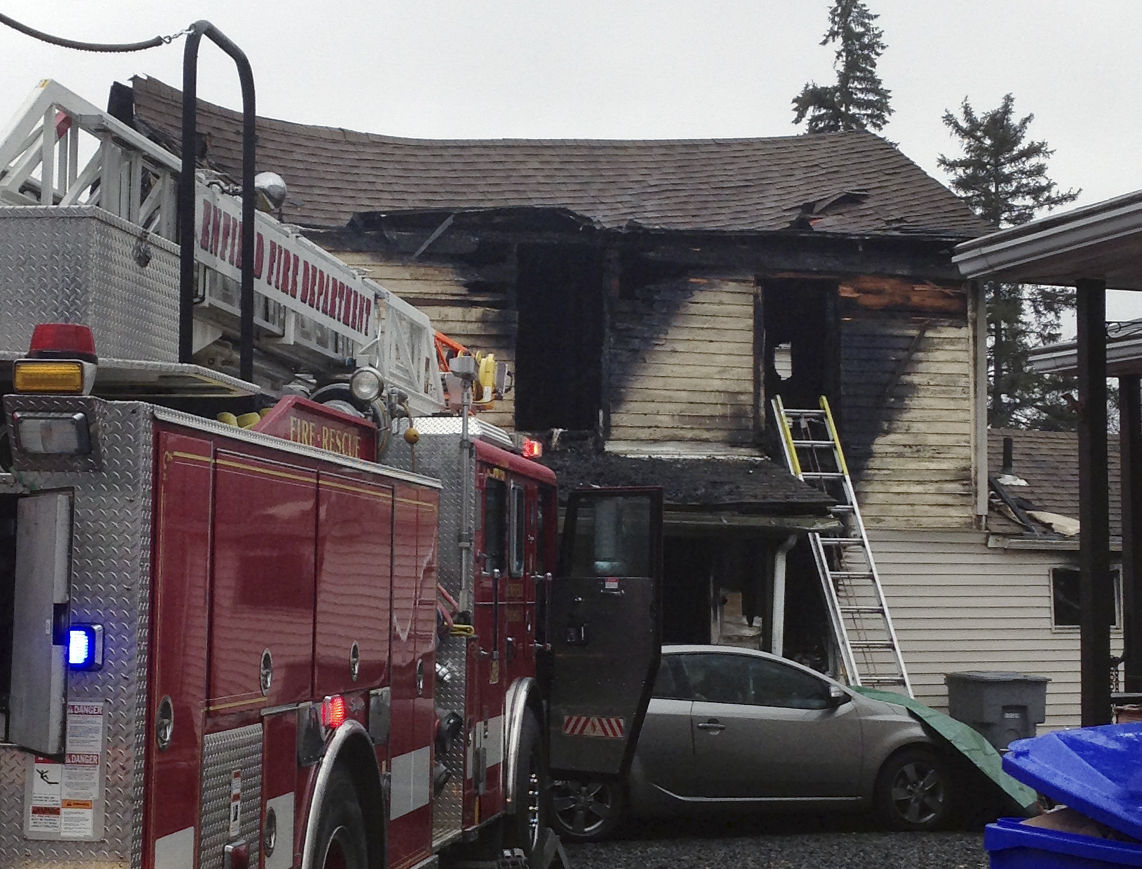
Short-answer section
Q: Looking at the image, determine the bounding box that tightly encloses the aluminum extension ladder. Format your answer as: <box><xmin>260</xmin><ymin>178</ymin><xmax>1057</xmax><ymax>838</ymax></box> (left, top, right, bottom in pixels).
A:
<box><xmin>772</xmin><ymin>395</ymin><xmax>913</xmax><ymax>696</ymax></box>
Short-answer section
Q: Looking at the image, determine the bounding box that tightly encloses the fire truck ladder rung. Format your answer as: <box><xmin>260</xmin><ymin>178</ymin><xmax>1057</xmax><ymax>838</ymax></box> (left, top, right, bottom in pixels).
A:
<box><xmin>771</xmin><ymin>394</ymin><xmax>913</xmax><ymax>697</ymax></box>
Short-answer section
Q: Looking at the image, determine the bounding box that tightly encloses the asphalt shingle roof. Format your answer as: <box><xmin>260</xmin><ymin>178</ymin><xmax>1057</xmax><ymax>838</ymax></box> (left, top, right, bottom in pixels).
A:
<box><xmin>538</xmin><ymin>444</ymin><xmax>834</xmax><ymax>514</ymax></box>
<box><xmin>988</xmin><ymin>429</ymin><xmax>1122</xmax><ymax>540</ymax></box>
<box><xmin>129</xmin><ymin>76</ymin><xmax>988</xmax><ymax>237</ymax></box>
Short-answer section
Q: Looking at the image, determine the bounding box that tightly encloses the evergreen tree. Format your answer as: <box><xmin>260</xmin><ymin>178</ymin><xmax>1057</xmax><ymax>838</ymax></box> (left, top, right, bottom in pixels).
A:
<box><xmin>792</xmin><ymin>0</ymin><xmax>893</xmax><ymax>133</ymax></box>
<box><xmin>938</xmin><ymin>94</ymin><xmax>1080</xmax><ymax>429</ymax></box>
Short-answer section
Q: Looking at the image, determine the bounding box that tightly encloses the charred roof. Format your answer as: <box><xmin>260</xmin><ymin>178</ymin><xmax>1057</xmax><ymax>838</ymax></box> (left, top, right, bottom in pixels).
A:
<box><xmin>125</xmin><ymin>76</ymin><xmax>986</xmax><ymax>239</ymax></box>
<box><xmin>538</xmin><ymin>442</ymin><xmax>834</xmax><ymax>517</ymax></box>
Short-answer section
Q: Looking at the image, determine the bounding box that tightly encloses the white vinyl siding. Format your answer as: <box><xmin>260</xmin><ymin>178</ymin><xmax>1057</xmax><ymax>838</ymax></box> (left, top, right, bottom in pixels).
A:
<box><xmin>869</xmin><ymin>529</ymin><xmax>1122</xmax><ymax>732</ymax></box>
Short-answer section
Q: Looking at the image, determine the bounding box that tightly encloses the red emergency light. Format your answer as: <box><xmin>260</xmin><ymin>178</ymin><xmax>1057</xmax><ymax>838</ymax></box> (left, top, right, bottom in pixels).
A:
<box><xmin>28</xmin><ymin>323</ymin><xmax>97</xmax><ymax>361</ymax></box>
<box><xmin>321</xmin><ymin>694</ymin><xmax>348</xmax><ymax>730</ymax></box>
<box><xmin>520</xmin><ymin>438</ymin><xmax>543</xmax><ymax>459</ymax></box>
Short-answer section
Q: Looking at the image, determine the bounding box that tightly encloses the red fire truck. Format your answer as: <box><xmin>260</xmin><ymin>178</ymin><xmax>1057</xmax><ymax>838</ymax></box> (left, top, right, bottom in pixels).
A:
<box><xmin>0</xmin><ymin>79</ymin><xmax>662</xmax><ymax>869</ymax></box>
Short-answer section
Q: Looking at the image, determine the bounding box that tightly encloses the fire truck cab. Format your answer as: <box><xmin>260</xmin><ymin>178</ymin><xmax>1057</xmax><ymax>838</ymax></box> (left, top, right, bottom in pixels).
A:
<box><xmin>0</xmin><ymin>79</ymin><xmax>662</xmax><ymax>869</ymax></box>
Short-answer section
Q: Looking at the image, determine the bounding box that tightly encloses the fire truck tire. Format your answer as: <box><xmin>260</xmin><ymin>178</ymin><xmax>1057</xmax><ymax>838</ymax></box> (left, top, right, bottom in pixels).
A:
<box><xmin>313</xmin><ymin>767</ymin><xmax>369</xmax><ymax>869</ymax></box>
<box><xmin>504</xmin><ymin>711</ymin><xmax>546</xmax><ymax>855</ymax></box>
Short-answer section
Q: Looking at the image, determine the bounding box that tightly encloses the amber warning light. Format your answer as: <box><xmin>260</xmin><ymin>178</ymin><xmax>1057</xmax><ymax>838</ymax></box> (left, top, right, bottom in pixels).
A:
<box><xmin>14</xmin><ymin>323</ymin><xmax>98</xmax><ymax>395</ymax></box>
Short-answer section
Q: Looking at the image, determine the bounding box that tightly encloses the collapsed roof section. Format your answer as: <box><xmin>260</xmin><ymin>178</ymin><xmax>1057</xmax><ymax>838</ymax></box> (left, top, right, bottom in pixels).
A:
<box><xmin>988</xmin><ymin>429</ymin><xmax>1122</xmax><ymax>544</ymax></box>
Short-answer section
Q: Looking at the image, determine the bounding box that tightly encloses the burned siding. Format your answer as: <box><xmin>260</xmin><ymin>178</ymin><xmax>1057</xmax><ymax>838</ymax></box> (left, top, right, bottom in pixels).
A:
<box><xmin>839</xmin><ymin>278</ymin><xmax>978</xmax><ymax>530</ymax></box>
<box><xmin>607</xmin><ymin>273</ymin><xmax>756</xmax><ymax>450</ymax></box>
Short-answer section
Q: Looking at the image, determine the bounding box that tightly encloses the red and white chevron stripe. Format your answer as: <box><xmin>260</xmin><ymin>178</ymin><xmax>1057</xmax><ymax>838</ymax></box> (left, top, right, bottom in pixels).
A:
<box><xmin>561</xmin><ymin>715</ymin><xmax>625</xmax><ymax>738</ymax></box>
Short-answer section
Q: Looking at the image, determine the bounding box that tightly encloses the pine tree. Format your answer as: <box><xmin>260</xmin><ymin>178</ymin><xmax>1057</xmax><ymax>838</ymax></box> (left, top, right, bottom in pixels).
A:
<box><xmin>792</xmin><ymin>0</ymin><xmax>893</xmax><ymax>133</ymax></box>
<box><xmin>938</xmin><ymin>95</ymin><xmax>1080</xmax><ymax>429</ymax></box>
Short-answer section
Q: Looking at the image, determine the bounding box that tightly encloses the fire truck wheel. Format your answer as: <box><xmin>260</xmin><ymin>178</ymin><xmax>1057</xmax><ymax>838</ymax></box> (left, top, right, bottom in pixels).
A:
<box><xmin>504</xmin><ymin>711</ymin><xmax>547</xmax><ymax>855</ymax></box>
<box><xmin>547</xmin><ymin>778</ymin><xmax>625</xmax><ymax>842</ymax></box>
<box><xmin>314</xmin><ymin>767</ymin><xmax>369</xmax><ymax>869</ymax></box>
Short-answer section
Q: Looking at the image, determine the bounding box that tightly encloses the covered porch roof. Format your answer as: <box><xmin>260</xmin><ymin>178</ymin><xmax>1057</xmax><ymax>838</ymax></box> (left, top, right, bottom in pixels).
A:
<box><xmin>955</xmin><ymin>193</ymin><xmax>1142</xmax><ymax>726</ymax></box>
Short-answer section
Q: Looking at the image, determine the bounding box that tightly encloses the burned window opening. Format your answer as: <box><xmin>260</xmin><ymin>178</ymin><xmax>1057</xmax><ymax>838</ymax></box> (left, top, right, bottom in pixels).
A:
<box><xmin>760</xmin><ymin>278</ymin><xmax>841</xmax><ymax>416</ymax></box>
<box><xmin>514</xmin><ymin>244</ymin><xmax>603</xmax><ymax>431</ymax></box>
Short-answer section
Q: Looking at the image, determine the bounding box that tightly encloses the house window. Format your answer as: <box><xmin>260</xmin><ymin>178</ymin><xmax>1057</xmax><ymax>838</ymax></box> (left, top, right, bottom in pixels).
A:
<box><xmin>1051</xmin><ymin>567</ymin><xmax>1121</xmax><ymax>628</ymax></box>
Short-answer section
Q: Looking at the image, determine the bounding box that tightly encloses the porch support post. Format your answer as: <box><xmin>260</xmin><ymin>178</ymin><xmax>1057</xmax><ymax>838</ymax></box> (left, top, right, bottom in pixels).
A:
<box><xmin>1121</xmin><ymin>375</ymin><xmax>1142</xmax><ymax>692</ymax></box>
<box><xmin>1077</xmin><ymin>279</ymin><xmax>1112</xmax><ymax>725</ymax></box>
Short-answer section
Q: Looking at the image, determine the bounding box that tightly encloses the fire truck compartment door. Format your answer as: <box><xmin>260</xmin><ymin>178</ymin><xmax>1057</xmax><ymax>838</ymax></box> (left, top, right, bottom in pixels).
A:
<box><xmin>8</xmin><ymin>491</ymin><xmax>71</xmax><ymax>755</ymax></box>
<box><xmin>547</xmin><ymin>488</ymin><xmax>662</xmax><ymax>779</ymax></box>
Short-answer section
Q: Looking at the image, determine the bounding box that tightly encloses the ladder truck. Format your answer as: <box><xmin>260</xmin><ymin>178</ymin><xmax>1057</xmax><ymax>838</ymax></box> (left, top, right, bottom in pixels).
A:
<box><xmin>0</xmin><ymin>79</ymin><xmax>662</xmax><ymax>869</ymax></box>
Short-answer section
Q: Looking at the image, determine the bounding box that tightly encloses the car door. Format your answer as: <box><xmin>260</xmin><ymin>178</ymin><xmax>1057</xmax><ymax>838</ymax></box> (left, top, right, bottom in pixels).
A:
<box><xmin>629</xmin><ymin>654</ymin><xmax>697</xmax><ymax>798</ymax></box>
<box><xmin>679</xmin><ymin>652</ymin><xmax>864</xmax><ymax>799</ymax></box>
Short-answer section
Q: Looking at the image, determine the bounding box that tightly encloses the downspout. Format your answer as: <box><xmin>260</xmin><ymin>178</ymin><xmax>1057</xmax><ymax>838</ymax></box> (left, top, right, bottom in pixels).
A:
<box><xmin>770</xmin><ymin>535</ymin><xmax>798</xmax><ymax>657</ymax></box>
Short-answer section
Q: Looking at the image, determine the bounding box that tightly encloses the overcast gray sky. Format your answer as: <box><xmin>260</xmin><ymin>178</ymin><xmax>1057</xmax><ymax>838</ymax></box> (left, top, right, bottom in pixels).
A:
<box><xmin>3</xmin><ymin>1</ymin><xmax>1141</xmax><ymax>323</ymax></box>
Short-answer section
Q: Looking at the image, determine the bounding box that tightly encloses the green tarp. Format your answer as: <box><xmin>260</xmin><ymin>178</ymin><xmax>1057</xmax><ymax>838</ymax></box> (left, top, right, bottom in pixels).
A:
<box><xmin>852</xmin><ymin>686</ymin><xmax>1039</xmax><ymax>815</ymax></box>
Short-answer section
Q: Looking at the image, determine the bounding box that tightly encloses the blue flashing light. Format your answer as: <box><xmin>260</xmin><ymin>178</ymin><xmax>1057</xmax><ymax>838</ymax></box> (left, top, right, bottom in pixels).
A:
<box><xmin>67</xmin><ymin>624</ymin><xmax>102</xmax><ymax>670</ymax></box>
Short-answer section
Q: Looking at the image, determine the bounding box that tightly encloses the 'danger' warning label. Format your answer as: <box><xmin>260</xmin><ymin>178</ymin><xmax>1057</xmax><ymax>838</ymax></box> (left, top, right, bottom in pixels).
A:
<box><xmin>24</xmin><ymin>701</ymin><xmax>107</xmax><ymax>841</ymax></box>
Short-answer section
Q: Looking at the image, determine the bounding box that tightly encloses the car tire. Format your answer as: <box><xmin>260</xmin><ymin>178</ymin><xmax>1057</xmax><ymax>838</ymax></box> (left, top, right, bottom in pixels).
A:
<box><xmin>548</xmin><ymin>778</ymin><xmax>625</xmax><ymax>842</ymax></box>
<box><xmin>313</xmin><ymin>766</ymin><xmax>369</xmax><ymax>869</ymax></box>
<box><xmin>504</xmin><ymin>711</ymin><xmax>546</xmax><ymax>856</ymax></box>
<box><xmin>874</xmin><ymin>747</ymin><xmax>951</xmax><ymax>832</ymax></box>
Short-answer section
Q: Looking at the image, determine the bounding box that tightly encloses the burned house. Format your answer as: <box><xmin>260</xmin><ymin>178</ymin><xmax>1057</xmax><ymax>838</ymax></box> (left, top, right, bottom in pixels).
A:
<box><xmin>124</xmin><ymin>76</ymin><xmax>1007</xmax><ymax>706</ymax></box>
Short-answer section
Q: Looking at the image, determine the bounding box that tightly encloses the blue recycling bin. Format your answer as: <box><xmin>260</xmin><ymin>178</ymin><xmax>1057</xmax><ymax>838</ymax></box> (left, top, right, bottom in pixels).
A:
<box><xmin>986</xmin><ymin>818</ymin><xmax>1142</xmax><ymax>867</ymax></box>
<box><xmin>986</xmin><ymin>723</ymin><xmax>1142</xmax><ymax>867</ymax></box>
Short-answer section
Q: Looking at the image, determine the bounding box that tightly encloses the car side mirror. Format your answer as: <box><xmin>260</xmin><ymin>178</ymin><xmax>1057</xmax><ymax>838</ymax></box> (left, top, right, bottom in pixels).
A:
<box><xmin>827</xmin><ymin>684</ymin><xmax>851</xmax><ymax>708</ymax></box>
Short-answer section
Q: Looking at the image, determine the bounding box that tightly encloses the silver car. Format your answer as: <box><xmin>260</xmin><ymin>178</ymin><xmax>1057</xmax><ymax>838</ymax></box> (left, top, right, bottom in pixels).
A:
<box><xmin>549</xmin><ymin>644</ymin><xmax>952</xmax><ymax>840</ymax></box>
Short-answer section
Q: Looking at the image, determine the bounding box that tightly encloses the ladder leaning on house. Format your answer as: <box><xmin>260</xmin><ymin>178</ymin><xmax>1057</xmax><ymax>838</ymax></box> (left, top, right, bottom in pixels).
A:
<box><xmin>772</xmin><ymin>395</ymin><xmax>913</xmax><ymax>697</ymax></box>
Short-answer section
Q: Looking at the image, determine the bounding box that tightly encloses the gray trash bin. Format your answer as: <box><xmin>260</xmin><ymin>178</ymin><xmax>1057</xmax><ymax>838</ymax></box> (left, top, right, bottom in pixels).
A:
<box><xmin>945</xmin><ymin>671</ymin><xmax>1050</xmax><ymax>751</ymax></box>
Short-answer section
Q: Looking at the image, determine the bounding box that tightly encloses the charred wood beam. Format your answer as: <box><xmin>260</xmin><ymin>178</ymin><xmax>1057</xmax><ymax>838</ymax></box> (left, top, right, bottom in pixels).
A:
<box><xmin>636</xmin><ymin>235</ymin><xmax>966</xmax><ymax>282</ymax></box>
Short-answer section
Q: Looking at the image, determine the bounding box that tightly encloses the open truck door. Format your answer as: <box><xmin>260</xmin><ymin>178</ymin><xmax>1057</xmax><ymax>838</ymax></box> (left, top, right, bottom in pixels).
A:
<box><xmin>546</xmin><ymin>488</ymin><xmax>662</xmax><ymax>779</ymax></box>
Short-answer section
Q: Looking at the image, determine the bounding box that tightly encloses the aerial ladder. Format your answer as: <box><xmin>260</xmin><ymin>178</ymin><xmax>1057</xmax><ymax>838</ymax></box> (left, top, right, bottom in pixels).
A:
<box><xmin>0</xmin><ymin>79</ymin><xmax>500</xmax><ymax>425</ymax></box>
<box><xmin>772</xmin><ymin>395</ymin><xmax>912</xmax><ymax>696</ymax></box>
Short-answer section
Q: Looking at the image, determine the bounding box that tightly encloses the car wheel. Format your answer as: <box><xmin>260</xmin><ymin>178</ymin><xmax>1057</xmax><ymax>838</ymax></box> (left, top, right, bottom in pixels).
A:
<box><xmin>548</xmin><ymin>778</ymin><xmax>625</xmax><ymax>841</ymax></box>
<box><xmin>875</xmin><ymin>748</ymin><xmax>951</xmax><ymax>832</ymax></box>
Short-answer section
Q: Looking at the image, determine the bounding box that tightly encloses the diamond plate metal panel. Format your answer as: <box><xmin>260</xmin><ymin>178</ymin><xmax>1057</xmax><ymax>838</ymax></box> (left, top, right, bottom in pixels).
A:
<box><xmin>387</xmin><ymin>428</ymin><xmax>476</xmax><ymax>846</ymax></box>
<box><xmin>0</xmin><ymin>397</ymin><xmax>154</xmax><ymax>868</ymax></box>
<box><xmin>199</xmin><ymin>725</ymin><xmax>263</xmax><ymax>869</ymax></box>
<box><xmin>0</xmin><ymin>207</ymin><xmax>179</xmax><ymax>361</ymax></box>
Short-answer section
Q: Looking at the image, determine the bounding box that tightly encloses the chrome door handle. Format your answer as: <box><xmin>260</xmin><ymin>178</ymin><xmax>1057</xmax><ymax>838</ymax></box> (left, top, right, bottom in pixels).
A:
<box><xmin>696</xmin><ymin>720</ymin><xmax>726</xmax><ymax>732</ymax></box>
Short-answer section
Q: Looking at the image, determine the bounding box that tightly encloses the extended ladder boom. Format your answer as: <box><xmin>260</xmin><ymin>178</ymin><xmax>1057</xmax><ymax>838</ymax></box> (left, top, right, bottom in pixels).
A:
<box><xmin>0</xmin><ymin>79</ymin><xmax>445</xmax><ymax>413</ymax></box>
<box><xmin>773</xmin><ymin>395</ymin><xmax>912</xmax><ymax>696</ymax></box>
